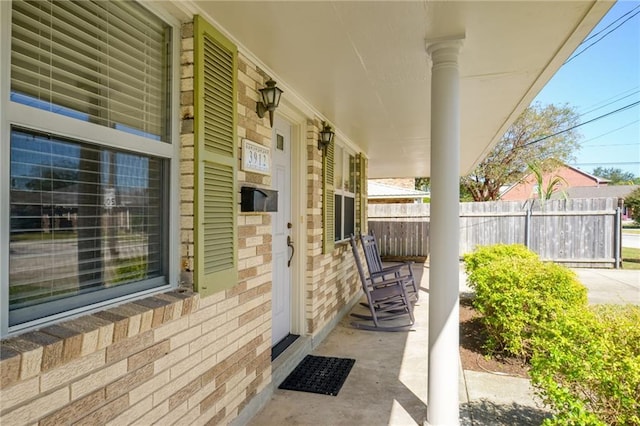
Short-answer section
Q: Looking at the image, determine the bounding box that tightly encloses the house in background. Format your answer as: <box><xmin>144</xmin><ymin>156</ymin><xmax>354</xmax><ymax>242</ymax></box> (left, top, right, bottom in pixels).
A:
<box><xmin>551</xmin><ymin>185</ymin><xmax>640</xmax><ymax>220</ymax></box>
<box><xmin>368</xmin><ymin>179</ymin><xmax>430</xmax><ymax>204</ymax></box>
<box><xmin>500</xmin><ymin>164</ymin><xmax>610</xmax><ymax>201</ymax></box>
<box><xmin>0</xmin><ymin>1</ymin><xmax>611</xmax><ymax>425</ymax></box>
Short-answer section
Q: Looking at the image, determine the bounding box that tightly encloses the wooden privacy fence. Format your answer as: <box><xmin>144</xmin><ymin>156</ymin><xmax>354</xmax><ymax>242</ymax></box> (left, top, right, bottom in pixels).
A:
<box><xmin>368</xmin><ymin>198</ymin><xmax>622</xmax><ymax>268</ymax></box>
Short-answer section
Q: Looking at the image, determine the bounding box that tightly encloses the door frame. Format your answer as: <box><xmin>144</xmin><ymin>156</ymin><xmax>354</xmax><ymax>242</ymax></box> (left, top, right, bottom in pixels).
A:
<box><xmin>274</xmin><ymin>100</ymin><xmax>307</xmax><ymax>337</ymax></box>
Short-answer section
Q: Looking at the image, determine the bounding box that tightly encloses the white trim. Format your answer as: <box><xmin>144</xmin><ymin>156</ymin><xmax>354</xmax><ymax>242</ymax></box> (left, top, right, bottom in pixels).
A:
<box><xmin>275</xmin><ymin>100</ymin><xmax>308</xmax><ymax>337</ymax></box>
<box><xmin>167</xmin><ymin>3</ymin><xmax>182</xmax><ymax>295</ymax></box>
<box><xmin>334</xmin><ymin>143</ymin><xmax>357</xmax><ymax>241</ymax></box>
<box><xmin>0</xmin><ymin>0</ymin><xmax>11</xmax><ymax>337</ymax></box>
<box><xmin>8</xmin><ymin>104</ymin><xmax>174</xmax><ymax>158</ymax></box>
<box><xmin>1</xmin><ymin>0</ymin><xmax>182</xmax><ymax>338</ymax></box>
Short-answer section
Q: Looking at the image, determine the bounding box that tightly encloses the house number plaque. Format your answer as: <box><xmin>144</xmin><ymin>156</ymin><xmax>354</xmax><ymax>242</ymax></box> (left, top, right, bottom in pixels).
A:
<box><xmin>242</xmin><ymin>139</ymin><xmax>271</xmax><ymax>175</ymax></box>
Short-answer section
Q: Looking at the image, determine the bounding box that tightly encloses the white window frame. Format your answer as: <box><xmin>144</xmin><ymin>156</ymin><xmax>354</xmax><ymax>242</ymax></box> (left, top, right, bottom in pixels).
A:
<box><xmin>334</xmin><ymin>142</ymin><xmax>356</xmax><ymax>242</ymax></box>
<box><xmin>0</xmin><ymin>0</ymin><xmax>181</xmax><ymax>338</ymax></box>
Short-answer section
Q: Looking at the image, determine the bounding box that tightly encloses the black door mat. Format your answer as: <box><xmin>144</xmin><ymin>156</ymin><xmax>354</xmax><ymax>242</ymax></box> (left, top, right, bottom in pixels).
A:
<box><xmin>278</xmin><ymin>355</ymin><xmax>355</xmax><ymax>396</ymax></box>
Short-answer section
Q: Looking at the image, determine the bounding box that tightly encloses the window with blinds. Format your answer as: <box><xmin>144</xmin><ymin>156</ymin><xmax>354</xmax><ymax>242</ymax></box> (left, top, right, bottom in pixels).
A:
<box><xmin>9</xmin><ymin>129</ymin><xmax>166</xmax><ymax>325</ymax></box>
<box><xmin>11</xmin><ymin>0</ymin><xmax>171</xmax><ymax>141</ymax></box>
<box><xmin>6</xmin><ymin>0</ymin><xmax>172</xmax><ymax>327</ymax></box>
<box><xmin>333</xmin><ymin>144</ymin><xmax>356</xmax><ymax>241</ymax></box>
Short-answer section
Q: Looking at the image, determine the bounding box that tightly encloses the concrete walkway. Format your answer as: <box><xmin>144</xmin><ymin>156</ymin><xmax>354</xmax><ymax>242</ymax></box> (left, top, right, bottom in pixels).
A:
<box><xmin>574</xmin><ymin>268</ymin><xmax>639</xmax><ymax>305</ymax></box>
<box><xmin>247</xmin><ymin>265</ymin><xmax>638</xmax><ymax>426</ymax></box>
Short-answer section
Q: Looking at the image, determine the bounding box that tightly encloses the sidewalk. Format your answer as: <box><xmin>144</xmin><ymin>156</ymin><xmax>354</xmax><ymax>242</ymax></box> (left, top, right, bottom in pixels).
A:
<box><xmin>573</xmin><ymin>268</ymin><xmax>639</xmax><ymax>305</ymax></box>
<box><xmin>247</xmin><ymin>265</ymin><xmax>638</xmax><ymax>426</ymax></box>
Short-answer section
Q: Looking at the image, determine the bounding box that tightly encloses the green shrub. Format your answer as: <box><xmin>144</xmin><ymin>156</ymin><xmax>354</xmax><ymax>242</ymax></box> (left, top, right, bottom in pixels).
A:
<box><xmin>531</xmin><ymin>305</ymin><xmax>640</xmax><ymax>426</ymax></box>
<box><xmin>463</xmin><ymin>245</ymin><xmax>586</xmax><ymax>359</ymax></box>
<box><xmin>464</xmin><ymin>243</ymin><xmax>538</xmax><ymax>279</ymax></box>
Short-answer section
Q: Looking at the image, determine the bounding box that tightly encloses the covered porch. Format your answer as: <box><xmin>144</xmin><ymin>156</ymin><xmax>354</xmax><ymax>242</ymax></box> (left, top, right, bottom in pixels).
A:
<box><xmin>175</xmin><ymin>1</ymin><xmax>613</xmax><ymax>424</ymax></box>
<box><xmin>245</xmin><ymin>263</ymin><xmax>545</xmax><ymax>426</ymax></box>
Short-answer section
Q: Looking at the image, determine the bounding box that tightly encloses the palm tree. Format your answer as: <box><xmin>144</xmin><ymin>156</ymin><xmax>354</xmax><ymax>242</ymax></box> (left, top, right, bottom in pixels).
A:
<box><xmin>528</xmin><ymin>161</ymin><xmax>568</xmax><ymax>210</ymax></box>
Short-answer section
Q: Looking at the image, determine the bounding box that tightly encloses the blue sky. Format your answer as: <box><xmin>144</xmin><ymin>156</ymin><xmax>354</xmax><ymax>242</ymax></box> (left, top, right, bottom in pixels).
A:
<box><xmin>533</xmin><ymin>0</ymin><xmax>640</xmax><ymax>178</ymax></box>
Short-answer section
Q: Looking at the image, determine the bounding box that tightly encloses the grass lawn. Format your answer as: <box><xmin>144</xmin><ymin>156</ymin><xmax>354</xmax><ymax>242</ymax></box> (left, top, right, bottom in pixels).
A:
<box><xmin>622</xmin><ymin>229</ymin><xmax>640</xmax><ymax>235</ymax></box>
<box><xmin>622</xmin><ymin>247</ymin><xmax>640</xmax><ymax>270</ymax></box>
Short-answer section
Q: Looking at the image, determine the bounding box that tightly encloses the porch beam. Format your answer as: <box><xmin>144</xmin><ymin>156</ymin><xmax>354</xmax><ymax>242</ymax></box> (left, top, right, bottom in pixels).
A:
<box><xmin>426</xmin><ymin>36</ymin><xmax>463</xmax><ymax>426</ymax></box>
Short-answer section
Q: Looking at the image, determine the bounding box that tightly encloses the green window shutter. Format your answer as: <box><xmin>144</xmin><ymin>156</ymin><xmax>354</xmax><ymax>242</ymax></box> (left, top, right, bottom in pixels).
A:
<box><xmin>322</xmin><ymin>140</ymin><xmax>335</xmax><ymax>254</ymax></box>
<box><xmin>194</xmin><ymin>16</ymin><xmax>238</xmax><ymax>297</ymax></box>
<box><xmin>356</xmin><ymin>153</ymin><xmax>368</xmax><ymax>235</ymax></box>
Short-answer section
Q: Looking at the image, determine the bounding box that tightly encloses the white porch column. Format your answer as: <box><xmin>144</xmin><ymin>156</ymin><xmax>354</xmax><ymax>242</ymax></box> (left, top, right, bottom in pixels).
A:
<box><xmin>426</xmin><ymin>37</ymin><xmax>463</xmax><ymax>426</ymax></box>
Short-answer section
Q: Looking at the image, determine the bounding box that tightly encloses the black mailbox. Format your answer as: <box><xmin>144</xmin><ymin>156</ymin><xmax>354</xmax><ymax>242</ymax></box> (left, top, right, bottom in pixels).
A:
<box><xmin>240</xmin><ymin>187</ymin><xmax>278</xmax><ymax>212</ymax></box>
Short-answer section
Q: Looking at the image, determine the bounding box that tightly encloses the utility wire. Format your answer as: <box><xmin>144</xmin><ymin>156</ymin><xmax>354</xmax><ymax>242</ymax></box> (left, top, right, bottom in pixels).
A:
<box><xmin>564</xmin><ymin>8</ymin><xmax>640</xmax><ymax>65</ymax></box>
<box><xmin>582</xmin><ymin>119</ymin><xmax>640</xmax><ymax>144</ymax></box>
<box><xmin>524</xmin><ymin>100</ymin><xmax>640</xmax><ymax>147</ymax></box>
<box><xmin>572</xmin><ymin>161</ymin><xmax>640</xmax><ymax>166</ymax></box>
<box><xmin>577</xmin><ymin>86</ymin><xmax>639</xmax><ymax>114</ymax></box>
<box><xmin>583</xmin><ymin>143</ymin><xmax>640</xmax><ymax>148</ymax></box>
<box><xmin>579</xmin><ymin>90</ymin><xmax>640</xmax><ymax>117</ymax></box>
<box><xmin>580</xmin><ymin>4</ymin><xmax>640</xmax><ymax>44</ymax></box>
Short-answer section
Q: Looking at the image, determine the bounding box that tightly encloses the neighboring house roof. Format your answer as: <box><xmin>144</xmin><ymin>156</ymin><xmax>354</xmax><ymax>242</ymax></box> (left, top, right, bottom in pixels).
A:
<box><xmin>500</xmin><ymin>164</ymin><xmax>611</xmax><ymax>200</ymax></box>
<box><xmin>551</xmin><ymin>185</ymin><xmax>639</xmax><ymax>200</ymax></box>
<box><xmin>367</xmin><ymin>181</ymin><xmax>430</xmax><ymax>200</ymax></box>
<box><xmin>563</xmin><ymin>165</ymin><xmax>611</xmax><ymax>185</ymax></box>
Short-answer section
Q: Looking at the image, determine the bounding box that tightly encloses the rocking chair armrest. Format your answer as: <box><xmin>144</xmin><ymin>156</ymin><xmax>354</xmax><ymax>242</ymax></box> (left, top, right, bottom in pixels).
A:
<box><xmin>375</xmin><ymin>264</ymin><xmax>405</xmax><ymax>274</ymax></box>
<box><xmin>367</xmin><ymin>276</ymin><xmax>411</xmax><ymax>289</ymax></box>
<box><xmin>375</xmin><ymin>264</ymin><xmax>414</xmax><ymax>277</ymax></box>
<box><xmin>396</xmin><ymin>260</ymin><xmax>414</xmax><ymax>270</ymax></box>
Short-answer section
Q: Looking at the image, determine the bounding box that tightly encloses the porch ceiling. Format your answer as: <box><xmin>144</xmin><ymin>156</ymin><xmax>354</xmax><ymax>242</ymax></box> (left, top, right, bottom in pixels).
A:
<box><xmin>173</xmin><ymin>1</ymin><xmax>612</xmax><ymax>178</ymax></box>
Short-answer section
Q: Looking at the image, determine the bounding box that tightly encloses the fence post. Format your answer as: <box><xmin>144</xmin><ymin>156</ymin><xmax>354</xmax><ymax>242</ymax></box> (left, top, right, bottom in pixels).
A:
<box><xmin>614</xmin><ymin>207</ymin><xmax>621</xmax><ymax>269</ymax></box>
<box><xmin>525</xmin><ymin>205</ymin><xmax>532</xmax><ymax>248</ymax></box>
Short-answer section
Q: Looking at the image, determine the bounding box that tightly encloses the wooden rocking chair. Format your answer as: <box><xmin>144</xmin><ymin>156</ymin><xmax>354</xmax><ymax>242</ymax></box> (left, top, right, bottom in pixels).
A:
<box><xmin>349</xmin><ymin>235</ymin><xmax>414</xmax><ymax>331</ymax></box>
<box><xmin>359</xmin><ymin>232</ymin><xmax>419</xmax><ymax>302</ymax></box>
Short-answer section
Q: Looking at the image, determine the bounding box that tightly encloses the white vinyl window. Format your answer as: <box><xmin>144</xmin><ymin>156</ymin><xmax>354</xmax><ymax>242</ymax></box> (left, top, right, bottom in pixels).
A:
<box><xmin>2</xmin><ymin>0</ymin><xmax>178</xmax><ymax>334</ymax></box>
<box><xmin>334</xmin><ymin>143</ymin><xmax>356</xmax><ymax>241</ymax></box>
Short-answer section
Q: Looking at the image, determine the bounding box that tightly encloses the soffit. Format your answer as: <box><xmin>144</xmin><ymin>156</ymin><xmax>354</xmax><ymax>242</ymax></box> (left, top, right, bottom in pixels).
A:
<box><xmin>175</xmin><ymin>1</ymin><xmax>612</xmax><ymax>178</ymax></box>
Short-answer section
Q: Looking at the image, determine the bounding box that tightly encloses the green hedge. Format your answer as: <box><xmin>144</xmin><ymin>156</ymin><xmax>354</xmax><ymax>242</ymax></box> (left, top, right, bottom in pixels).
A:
<box><xmin>464</xmin><ymin>245</ymin><xmax>586</xmax><ymax>359</ymax></box>
<box><xmin>464</xmin><ymin>243</ymin><xmax>539</xmax><ymax>277</ymax></box>
<box><xmin>531</xmin><ymin>305</ymin><xmax>640</xmax><ymax>426</ymax></box>
<box><xmin>463</xmin><ymin>244</ymin><xmax>640</xmax><ymax>425</ymax></box>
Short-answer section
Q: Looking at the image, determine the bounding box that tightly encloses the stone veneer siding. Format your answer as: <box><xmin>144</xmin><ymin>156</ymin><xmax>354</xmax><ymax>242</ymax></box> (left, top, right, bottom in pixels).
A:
<box><xmin>0</xmin><ymin>17</ymin><xmax>362</xmax><ymax>426</ymax></box>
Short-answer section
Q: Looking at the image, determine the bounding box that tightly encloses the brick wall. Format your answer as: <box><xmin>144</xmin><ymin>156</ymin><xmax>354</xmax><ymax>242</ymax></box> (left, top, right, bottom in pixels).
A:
<box><xmin>0</xmin><ymin>17</ymin><xmax>363</xmax><ymax>426</ymax></box>
<box><xmin>304</xmin><ymin>122</ymin><xmax>361</xmax><ymax>335</ymax></box>
<box><xmin>180</xmin><ymin>22</ymin><xmax>196</xmax><ymax>284</ymax></box>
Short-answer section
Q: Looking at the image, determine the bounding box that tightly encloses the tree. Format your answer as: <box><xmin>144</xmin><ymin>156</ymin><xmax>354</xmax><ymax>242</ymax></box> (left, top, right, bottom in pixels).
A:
<box><xmin>625</xmin><ymin>187</ymin><xmax>640</xmax><ymax>225</ymax></box>
<box><xmin>591</xmin><ymin>167</ymin><xmax>638</xmax><ymax>185</ymax></box>
<box><xmin>415</xmin><ymin>177</ymin><xmax>474</xmax><ymax>201</ymax></box>
<box><xmin>461</xmin><ymin>103</ymin><xmax>581</xmax><ymax>201</ymax></box>
<box><xmin>528</xmin><ymin>161</ymin><xmax>567</xmax><ymax>210</ymax></box>
<box><xmin>415</xmin><ymin>177</ymin><xmax>430</xmax><ymax>192</ymax></box>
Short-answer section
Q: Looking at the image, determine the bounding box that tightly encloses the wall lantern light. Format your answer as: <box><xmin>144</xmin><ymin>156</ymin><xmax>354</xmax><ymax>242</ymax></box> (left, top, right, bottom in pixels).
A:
<box><xmin>318</xmin><ymin>122</ymin><xmax>334</xmax><ymax>152</ymax></box>
<box><xmin>256</xmin><ymin>79</ymin><xmax>283</xmax><ymax>127</ymax></box>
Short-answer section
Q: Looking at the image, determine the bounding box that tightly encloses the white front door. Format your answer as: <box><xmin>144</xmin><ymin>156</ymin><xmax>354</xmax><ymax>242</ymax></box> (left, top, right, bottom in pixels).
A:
<box><xmin>271</xmin><ymin>117</ymin><xmax>292</xmax><ymax>345</ymax></box>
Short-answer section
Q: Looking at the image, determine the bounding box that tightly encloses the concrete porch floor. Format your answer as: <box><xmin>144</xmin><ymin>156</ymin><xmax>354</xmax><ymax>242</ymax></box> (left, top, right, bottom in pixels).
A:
<box><xmin>247</xmin><ymin>265</ymin><xmax>638</xmax><ymax>425</ymax></box>
<box><xmin>247</xmin><ymin>263</ymin><xmax>549</xmax><ymax>426</ymax></box>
